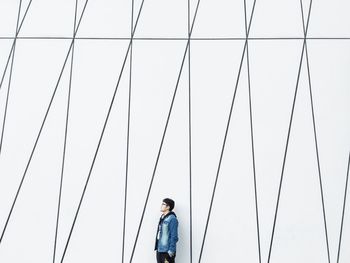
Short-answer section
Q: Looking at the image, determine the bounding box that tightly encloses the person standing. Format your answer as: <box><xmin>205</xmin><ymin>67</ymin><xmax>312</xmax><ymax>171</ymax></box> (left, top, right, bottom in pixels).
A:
<box><xmin>155</xmin><ymin>198</ymin><xmax>179</xmax><ymax>263</ymax></box>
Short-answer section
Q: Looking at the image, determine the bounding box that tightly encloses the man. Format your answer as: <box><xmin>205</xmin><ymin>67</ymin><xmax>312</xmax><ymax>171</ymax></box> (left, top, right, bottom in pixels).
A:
<box><xmin>155</xmin><ymin>198</ymin><xmax>179</xmax><ymax>263</ymax></box>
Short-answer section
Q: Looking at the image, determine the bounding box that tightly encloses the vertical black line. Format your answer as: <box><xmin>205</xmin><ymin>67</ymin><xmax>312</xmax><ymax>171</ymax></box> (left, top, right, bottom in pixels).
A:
<box><xmin>337</xmin><ymin>152</ymin><xmax>350</xmax><ymax>263</ymax></box>
<box><xmin>0</xmin><ymin>0</ymin><xmax>22</xmax><ymax>156</ymax></box>
<box><xmin>128</xmin><ymin>1</ymin><xmax>203</xmax><ymax>262</ymax></box>
<box><xmin>121</xmin><ymin>0</ymin><xmax>134</xmax><ymax>261</ymax></box>
<box><xmin>197</xmin><ymin>1</ymin><xmax>257</xmax><ymax>261</ymax></box>
<box><xmin>244</xmin><ymin>0</ymin><xmax>261</xmax><ymax>262</ymax></box>
<box><xmin>0</xmin><ymin>0</ymin><xmax>90</xmax><ymax>246</ymax></box>
<box><xmin>267</xmin><ymin>1</ymin><xmax>314</xmax><ymax>262</ymax></box>
<box><xmin>187</xmin><ymin>0</ymin><xmax>193</xmax><ymax>262</ymax></box>
<box><xmin>300</xmin><ymin>1</ymin><xmax>331</xmax><ymax>262</ymax></box>
<box><xmin>52</xmin><ymin>0</ymin><xmax>79</xmax><ymax>262</ymax></box>
<box><xmin>0</xmin><ymin>0</ymin><xmax>33</xmax><ymax>92</ymax></box>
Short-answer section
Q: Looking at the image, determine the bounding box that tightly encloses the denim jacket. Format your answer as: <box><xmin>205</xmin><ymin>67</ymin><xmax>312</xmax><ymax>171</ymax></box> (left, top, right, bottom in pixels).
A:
<box><xmin>155</xmin><ymin>212</ymin><xmax>179</xmax><ymax>254</ymax></box>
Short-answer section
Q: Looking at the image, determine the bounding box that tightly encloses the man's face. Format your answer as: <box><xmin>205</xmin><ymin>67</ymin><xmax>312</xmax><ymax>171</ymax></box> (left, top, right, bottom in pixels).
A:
<box><xmin>160</xmin><ymin>202</ymin><xmax>170</xmax><ymax>213</ymax></box>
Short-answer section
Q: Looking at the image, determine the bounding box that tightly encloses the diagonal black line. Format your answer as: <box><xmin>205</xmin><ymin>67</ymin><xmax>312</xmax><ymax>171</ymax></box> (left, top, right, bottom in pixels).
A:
<box><xmin>128</xmin><ymin>0</ymin><xmax>203</xmax><ymax>262</ymax></box>
<box><xmin>121</xmin><ymin>0</ymin><xmax>135</xmax><ymax>262</ymax></box>
<box><xmin>58</xmin><ymin>0</ymin><xmax>148</xmax><ymax>261</ymax></box>
<box><xmin>0</xmin><ymin>0</ymin><xmax>22</xmax><ymax>156</ymax></box>
<box><xmin>266</xmin><ymin>39</ymin><xmax>306</xmax><ymax>263</ymax></box>
<box><xmin>337</xmin><ymin>152</ymin><xmax>350</xmax><ymax>263</ymax></box>
<box><xmin>187</xmin><ymin>0</ymin><xmax>193</xmax><ymax>262</ymax></box>
<box><xmin>0</xmin><ymin>1</ymin><xmax>345</xmax><ymax>262</ymax></box>
<box><xmin>197</xmin><ymin>1</ymin><xmax>257</xmax><ymax>262</ymax></box>
<box><xmin>244</xmin><ymin>0</ymin><xmax>261</xmax><ymax>262</ymax></box>
<box><xmin>300</xmin><ymin>1</ymin><xmax>331</xmax><ymax>262</ymax></box>
<box><xmin>0</xmin><ymin>0</ymin><xmax>33</xmax><ymax>92</ymax></box>
<box><xmin>266</xmin><ymin>1</ymin><xmax>314</xmax><ymax>262</ymax></box>
<box><xmin>0</xmin><ymin>0</ymin><xmax>90</xmax><ymax>246</ymax></box>
<box><xmin>52</xmin><ymin>1</ymin><xmax>79</xmax><ymax>263</ymax></box>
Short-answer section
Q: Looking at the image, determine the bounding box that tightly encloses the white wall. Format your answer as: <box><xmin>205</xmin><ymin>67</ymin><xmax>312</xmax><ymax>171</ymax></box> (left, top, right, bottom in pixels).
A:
<box><xmin>0</xmin><ymin>0</ymin><xmax>349</xmax><ymax>262</ymax></box>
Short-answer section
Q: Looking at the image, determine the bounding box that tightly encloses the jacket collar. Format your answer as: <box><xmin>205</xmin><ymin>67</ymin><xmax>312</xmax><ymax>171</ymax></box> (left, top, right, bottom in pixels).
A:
<box><xmin>159</xmin><ymin>211</ymin><xmax>176</xmax><ymax>224</ymax></box>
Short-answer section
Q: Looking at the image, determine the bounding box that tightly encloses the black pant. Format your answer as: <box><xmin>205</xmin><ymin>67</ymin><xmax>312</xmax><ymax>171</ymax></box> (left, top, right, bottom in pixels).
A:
<box><xmin>156</xmin><ymin>252</ymin><xmax>175</xmax><ymax>263</ymax></box>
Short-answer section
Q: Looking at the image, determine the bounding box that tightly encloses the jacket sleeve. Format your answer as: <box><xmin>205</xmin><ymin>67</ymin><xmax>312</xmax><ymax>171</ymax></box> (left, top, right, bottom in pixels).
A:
<box><xmin>168</xmin><ymin>217</ymin><xmax>179</xmax><ymax>254</ymax></box>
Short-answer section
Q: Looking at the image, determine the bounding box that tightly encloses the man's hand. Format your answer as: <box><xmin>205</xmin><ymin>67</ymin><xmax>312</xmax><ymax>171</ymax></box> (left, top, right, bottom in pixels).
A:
<box><xmin>168</xmin><ymin>251</ymin><xmax>175</xmax><ymax>257</ymax></box>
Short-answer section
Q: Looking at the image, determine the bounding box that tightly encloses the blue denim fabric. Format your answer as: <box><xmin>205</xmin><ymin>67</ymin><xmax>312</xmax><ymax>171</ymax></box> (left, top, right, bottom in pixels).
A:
<box><xmin>156</xmin><ymin>213</ymin><xmax>179</xmax><ymax>254</ymax></box>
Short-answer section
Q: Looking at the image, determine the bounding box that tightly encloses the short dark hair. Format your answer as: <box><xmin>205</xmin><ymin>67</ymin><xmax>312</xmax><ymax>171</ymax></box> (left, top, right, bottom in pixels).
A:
<box><xmin>163</xmin><ymin>198</ymin><xmax>175</xmax><ymax>211</ymax></box>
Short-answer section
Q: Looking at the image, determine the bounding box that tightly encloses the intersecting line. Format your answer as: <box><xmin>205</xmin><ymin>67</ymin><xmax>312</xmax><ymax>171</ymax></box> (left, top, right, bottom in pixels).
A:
<box><xmin>0</xmin><ymin>0</ymin><xmax>90</xmax><ymax>246</ymax></box>
<box><xmin>266</xmin><ymin>1</ymin><xmax>316</xmax><ymax>262</ymax></box>
<box><xmin>0</xmin><ymin>0</ymin><xmax>22</xmax><ymax>158</ymax></box>
<box><xmin>0</xmin><ymin>0</ymin><xmax>33</xmax><ymax>92</ymax></box>
<box><xmin>127</xmin><ymin>0</ymin><xmax>203</xmax><ymax>261</ymax></box>
<box><xmin>52</xmin><ymin>0</ymin><xmax>79</xmax><ymax>262</ymax></box>
<box><xmin>1</xmin><ymin>36</ymin><xmax>350</xmax><ymax>41</ymax></box>
<box><xmin>198</xmin><ymin>0</ymin><xmax>257</xmax><ymax>261</ymax></box>
<box><xmin>244</xmin><ymin>0</ymin><xmax>261</xmax><ymax>262</ymax></box>
<box><xmin>121</xmin><ymin>0</ymin><xmax>135</xmax><ymax>261</ymax></box>
<box><xmin>300</xmin><ymin>0</ymin><xmax>331</xmax><ymax>262</ymax></box>
<box><xmin>58</xmin><ymin>0</ymin><xmax>148</xmax><ymax>261</ymax></box>
<box><xmin>0</xmin><ymin>1</ymin><xmax>348</xmax><ymax>262</ymax></box>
